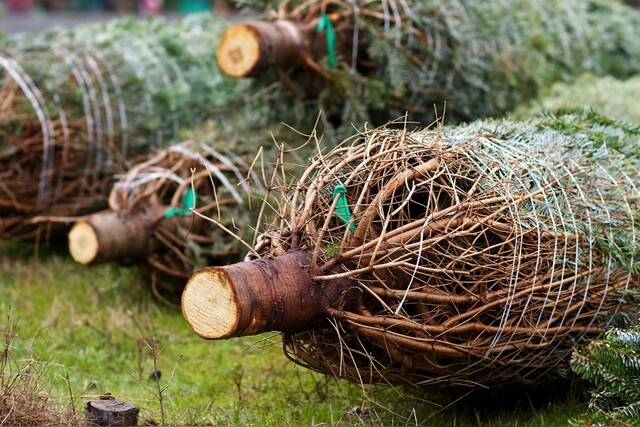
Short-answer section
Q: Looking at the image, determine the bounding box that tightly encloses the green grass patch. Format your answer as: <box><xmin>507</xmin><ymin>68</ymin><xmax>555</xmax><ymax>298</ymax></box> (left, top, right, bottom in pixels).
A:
<box><xmin>0</xmin><ymin>243</ymin><xmax>588</xmax><ymax>425</ymax></box>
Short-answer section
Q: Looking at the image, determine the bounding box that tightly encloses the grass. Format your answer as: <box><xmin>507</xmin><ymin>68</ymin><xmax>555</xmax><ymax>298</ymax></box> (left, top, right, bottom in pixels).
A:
<box><xmin>0</xmin><ymin>242</ymin><xmax>589</xmax><ymax>425</ymax></box>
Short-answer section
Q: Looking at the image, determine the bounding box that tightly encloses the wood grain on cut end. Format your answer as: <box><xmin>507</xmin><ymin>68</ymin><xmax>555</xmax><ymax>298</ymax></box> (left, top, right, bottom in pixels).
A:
<box><xmin>182</xmin><ymin>268</ymin><xmax>239</xmax><ymax>339</ymax></box>
<box><xmin>182</xmin><ymin>251</ymin><xmax>355</xmax><ymax>340</ymax></box>
<box><xmin>68</xmin><ymin>207</ymin><xmax>167</xmax><ymax>265</ymax></box>
<box><xmin>216</xmin><ymin>24</ymin><xmax>261</xmax><ymax>78</ymax></box>
<box><xmin>217</xmin><ymin>21</ymin><xmax>305</xmax><ymax>78</ymax></box>
<box><xmin>68</xmin><ymin>221</ymin><xmax>99</xmax><ymax>265</ymax></box>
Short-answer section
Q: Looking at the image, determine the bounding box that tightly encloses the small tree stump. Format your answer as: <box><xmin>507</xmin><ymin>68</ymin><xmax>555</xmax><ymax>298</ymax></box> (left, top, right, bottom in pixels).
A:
<box><xmin>85</xmin><ymin>398</ymin><xmax>139</xmax><ymax>426</ymax></box>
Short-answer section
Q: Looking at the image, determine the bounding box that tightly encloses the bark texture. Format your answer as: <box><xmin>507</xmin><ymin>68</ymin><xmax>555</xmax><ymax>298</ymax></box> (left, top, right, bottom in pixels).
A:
<box><xmin>183</xmin><ymin>113</ymin><xmax>640</xmax><ymax>388</ymax></box>
<box><xmin>182</xmin><ymin>250</ymin><xmax>352</xmax><ymax>339</ymax></box>
<box><xmin>217</xmin><ymin>21</ymin><xmax>305</xmax><ymax>77</ymax></box>
<box><xmin>68</xmin><ymin>207</ymin><xmax>167</xmax><ymax>265</ymax></box>
<box><xmin>85</xmin><ymin>398</ymin><xmax>139</xmax><ymax>426</ymax></box>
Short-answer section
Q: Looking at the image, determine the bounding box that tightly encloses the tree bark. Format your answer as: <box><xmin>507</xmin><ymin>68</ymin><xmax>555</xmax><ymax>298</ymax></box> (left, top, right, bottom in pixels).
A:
<box><xmin>68</xmin><ymin>206</ymin><xmax>168</xmax><ymax>265</ymax></box>
<box><xmin>85</xmin><ymin>398</ymin><xmax>139</xmax><ymax>426</ymax></box>
<box><xmin>216</xmin><ymin>17</ymin><xmax>354</xmax><ymax>78</ymax></box>
<box><xmin>182</xmin><ymin>250</ymin><xmax>352</xmax><ymax>339</ymax></box>
<box><xmin>217</xmin><ymin>21</ymin><xmax>306</xmax><ymax>77</ymax></box>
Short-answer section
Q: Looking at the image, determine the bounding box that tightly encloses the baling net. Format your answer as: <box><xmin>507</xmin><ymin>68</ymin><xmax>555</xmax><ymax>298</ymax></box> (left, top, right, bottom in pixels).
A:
<box><xmin>108</xmin><ymin>136</ymin><xmax>263</xmax><ymax>304</ymax></box>
<box><xmin>0</xmin><ymin>14</ymin><xmax>245</xmax><ymax>240</ymax></box>
<box><xmin>231</xmin><ymin>0</ymin><xmax>640</xmax><ymax>128</ymax></box>
<box><xmin>249</xmin><ymin>111</ymin><xmax>640</xmax><ymax>387</ymax></box>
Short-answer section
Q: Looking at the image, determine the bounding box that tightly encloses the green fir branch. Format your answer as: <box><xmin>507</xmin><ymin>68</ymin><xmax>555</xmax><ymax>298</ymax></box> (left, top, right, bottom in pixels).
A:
<box><xmin>572</xmin><ymin>325</ymin><xmax>640</xmax><ymax>425</ymax></box>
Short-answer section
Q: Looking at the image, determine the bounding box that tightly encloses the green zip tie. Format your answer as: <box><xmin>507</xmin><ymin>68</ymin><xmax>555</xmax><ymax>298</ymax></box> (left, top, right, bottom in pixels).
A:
<box><xmin>316</xmin><ymin>14</ymin><xmax>337</xmax><ymax>68</ymax></box>
<box><xmin>332</xmin><ymin>184</ymin><xmax>355</xmax><ymax>232</ymax></box>
<box><xmin>165</xmin><ymin>187</ymin><xmax>198</xmax><ymax>218</ymax></box>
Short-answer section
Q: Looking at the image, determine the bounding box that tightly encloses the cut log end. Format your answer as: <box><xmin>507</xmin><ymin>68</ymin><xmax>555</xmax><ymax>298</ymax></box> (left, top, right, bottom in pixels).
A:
<box><xmin>216</xmin><ymin>24</ymin><xmax>262</xmax><ymax>78</ymax></box>
<box><xmin>68</xmin><ymin>221</ymin><xmax>99</xmax><ymax>265</ymax></box>
<box><xmin>182</xmin><ymin>268</ymin><xmax>239</xmax><ymax>339</ymax></box>
<box><xmin>182</xmin><ymin>251</ymin><xmax>354</xmax><ymax>340</ymax></box>
<box><xmin>68</xmin><ymin>207</ymin><xmax>166</xmax><ymax>265</ymax></box>
<box><xmin>217</xmin><ymin>21</ymin><xmax>305</xmax><ymax>78</ymax></box>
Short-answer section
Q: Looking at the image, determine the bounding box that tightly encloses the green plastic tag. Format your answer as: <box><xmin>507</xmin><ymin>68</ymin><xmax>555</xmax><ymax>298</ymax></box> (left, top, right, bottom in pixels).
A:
<box><xmin>332</xmin><ymin>184</ymin><xmax>355</xmax><ymax>232</ymax></box>
<box><xmin>316</xmin><ymin>14</ymin><xmax>337</xmax><ymax>68</ymax></box>
<box><xmin>165</xmin><ymin>187</ymin><xmax>198</xmax><ymax>218</ymax></box>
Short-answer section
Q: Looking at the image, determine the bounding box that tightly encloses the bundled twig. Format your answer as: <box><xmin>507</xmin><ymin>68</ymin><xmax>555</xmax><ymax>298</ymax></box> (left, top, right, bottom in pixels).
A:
<box><xmin>218</xmin><ymin>0</ymin><xmax>640</xmax><ymax>130</ymax></box>
<box><xmin>0</xmin><ymin>14</ymin><xmax>247</xmax><ymax>241</ymax></box>
<box><xmin>183</xmin><ymin>111</ymin><xmax>640</xmax><ymax>388</ymax></box>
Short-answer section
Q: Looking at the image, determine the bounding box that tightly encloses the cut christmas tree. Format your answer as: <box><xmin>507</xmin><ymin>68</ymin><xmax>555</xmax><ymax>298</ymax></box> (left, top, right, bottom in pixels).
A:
<box><xmin>217</xmin><ymin>0</ymin><xmax>640</xmax><ymax>129</ymax></box>
<box><xmin>183</xmin><ymin>111</ymin><xmax>640</xmax><ymax>388</ymax></box>
<box><xmin>0</xmin><ymin>13</ymin><xmax>248</xmax><ymax>241</ymax></box>
<box><xmin>67</xmin><ymin>120</ymin><xmax>310</xmax><ymax>303</ymax></box>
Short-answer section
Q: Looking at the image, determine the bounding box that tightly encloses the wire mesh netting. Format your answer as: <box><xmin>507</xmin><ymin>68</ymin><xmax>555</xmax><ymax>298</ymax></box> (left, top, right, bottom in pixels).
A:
<box><xmin>0</xmin><ymin>14</ymin><xmax>248</xmax><ymax>240</ymax></box>
<box><xmin>231</xmin><ymin>0</ymin><xmax>640</xmax><ymax>130</ymax></box>
<box><xmin>107</xmin><ymin>135</ymin><xmax>264</xmax><ymax>305</ymax></box>
<box><xmin>249</xmin><ymin>111</ymin><xmax>640</xmax><ymax>388</ymax></box>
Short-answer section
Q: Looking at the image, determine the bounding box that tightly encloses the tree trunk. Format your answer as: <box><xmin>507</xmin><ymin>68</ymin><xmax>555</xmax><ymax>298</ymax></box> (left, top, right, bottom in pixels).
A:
<box><xmin>182</xmin><ymin>250</ymin><xmax>352</xmax><ymax>339</ymax></box>
<box><xmin>68</xmin><ymin>207</ymin><xmax>168</xmax><ymax>265</ymax></box>
<box><xmin>217</xmin><ymin>21</ymin><xmax>306</xmax><ymax>77</ymax></box>
<box><xmin>216</xmin><ymin>18</ymin><xmax>351</xmax><ymax>78</ymax></box>
<box><xmin>85</xmin><ymin>398</ymin><xmax>139</xmax><ymax>426</ymax></box>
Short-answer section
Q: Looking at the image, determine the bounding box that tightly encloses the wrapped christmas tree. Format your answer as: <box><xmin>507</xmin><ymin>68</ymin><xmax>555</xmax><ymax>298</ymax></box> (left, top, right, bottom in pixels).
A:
<box><xmin>217</xmin><ymin>0</ymin><xmax>640</xmax><ymax>129</ymax></box>
<box><xmin>182</xmin><ymin>111</ymin><xmax>640</xmax><ymax>388</ymax></box>
<box><xmin>67</xmin><ymin>122</ymin><xmax>269</xmax><ymax>303</ymax></box>
<box><xmin>67</xmin><ymin>120</ymin><xmax>310</xmax><ymax>303</ymax></box>
<box><xmin>0</xmin><ymin>14</ymin><xmax>249</xmax><ymax>240</ymax></box>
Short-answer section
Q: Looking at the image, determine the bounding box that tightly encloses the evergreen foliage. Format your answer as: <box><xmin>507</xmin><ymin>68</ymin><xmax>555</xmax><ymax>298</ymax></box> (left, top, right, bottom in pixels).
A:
<box><xmin>1</xmin><ymin>13</ymin><xmax>248</xmax><ymax>152</ymax></box>
<box><xmin>529</xmin><ymin>79</ymin><xmax>640</xmax><ymax>424</ymax></box>
<box><xmin>572</xmin><ymin>324</ymin><xmax>640</xmax><ymax>425</ymax></box>
<box><xmin>0</xmin><ymin>13</ymin><xmax>261</xmax><ymax>239</ymax></box>
<box><xmin>237</xmin><ymin>0</ymin><xmax>640</xmax><ymax>137</ymax></box>
<box><xmin>513</xmin><ymin>74</ymin><xmax>640</xmax><ymax>125</ymax></box>
<box><xmin>238</xmin><ymin>110</ymin><xmax>640</xmax><ymax>387</ymax></box>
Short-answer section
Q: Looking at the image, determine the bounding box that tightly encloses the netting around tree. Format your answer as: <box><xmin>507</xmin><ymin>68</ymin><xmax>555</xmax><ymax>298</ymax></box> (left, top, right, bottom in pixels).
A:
<box><xmin>246</xmin><ymin>111</ymin><xmax>640</xmax><ymax>388</ymax></box>
<box><xmin>106</xmin><ymin>137</ymin><xmax>263</xmax><ymax>304</ymax></box>
<box><xmin>223</xmin><ymin>0</ymin><xmax>640</xmax><ymax>131</ymax></box>
<box><xmin>0</xmin><ymin>14</ymin><xmax>248</xmax><ymax>240</ymax></box>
